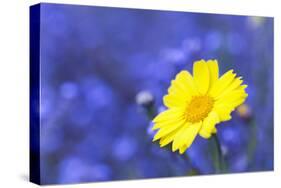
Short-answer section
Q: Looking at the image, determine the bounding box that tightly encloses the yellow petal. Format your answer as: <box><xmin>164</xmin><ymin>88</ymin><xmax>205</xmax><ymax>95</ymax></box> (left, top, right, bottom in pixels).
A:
<box><xmin>213</xmin><ymin>104</ymin><xmax>233</xmax><ymax>121</ymax></box>
<box><xmin>207</xmin><ymin>60</ymin><xmax>219</xmax><ymax>88</ymax></box>
<box><xmin>212</xmin><ymin>80</ymin><xmax>247</xmax><ymax>122</ymax></box>
<box><xmin>193</xmin><ymin>60</ymin><xmax>210</xmax><ymax>95</ymax></box>
<box><xmin>213</xmin><ymin>87</ymin><xmax>248</xmax><ymax>122</ymax></box>
<box><xmin>169</xmin><ymin>80</ymin><xmax>189</xmax><ymax>97</ymax></box>
<box><xmin>199</xmin><ymin>111</ymin><xmax>219</xmax><ymax>139</ymax></box>
<box><xmin>164</xmin><ymin>70</ymin><xmax>198</xmax><ymax>108</ymax></box>
<box><xmin>172</xmin><ymin>121</ymin><xmax>201</xmax><ymax>153</ymax></box>
<box><xmin>214</xmin><ymin>77</ymin><xmax>246</xmax><ymax>100</ymax></box>
<box><xmin>152</xmin><ymin>108</ymin><xmax>184</xmax><ymax>123</ymax></box>
<box><xmin>172</xmin><ymin>125</ymin><xmax>187</xmax><ymax>152</ymax></box>
<box><xmin>159</xmin><ymin>129</ymin><xmax>179</xmax><ymax>147</ymax></box>
<box><xmin>153</xmin><ymin>116</ymin><xmax>182</xmax><ymax>130</ymax></box>
<box><xmin>176</xmin><ymin>71</ymin><xmax>198</xmax><ymax>95</ymax></box>
<box><xmin>179</xmin><ymin>144</ymin><xmax>189</xmax><ymax>154</ymax></box>
<box><xmin>179</xmin><ymin>122</ymin><xmax>201</xmax><ymax>151</ymax></box>
<box><xmin>153</xmin><ymin>119</ymin><xmax>186</xmax><ymax>141</ymax></box>
<box><xmin>216</xmin><ymin>89</ymin><xmax>248</xmax><ymax>107</ymax></box>
<box><xmin>163</xmin><ymin>93</ymin><xmax>188</xmax><ymax>108</ymax></box>
<box><xmin>228</xmin><ymin>96</ymin><xmax>247</xmax><ymax>108</ymax></box>
<box><xmin>168</xmin><ymin>70</ymin><xmax>198</xmax><ymax>97</ymax></box>
<box><xmin>212</xmin><ymin>127</ymin><xmax>217</xmax><ymax>133</ymax></box>
<box><xmin>152</xmin><ymin>109</ymin><xmax>186</xmax><ymax>130</ymax></box>
<box><xmin>209</xmin><ymin>69</ymin><xmax>236</xmax><ymax>98</ymax></box>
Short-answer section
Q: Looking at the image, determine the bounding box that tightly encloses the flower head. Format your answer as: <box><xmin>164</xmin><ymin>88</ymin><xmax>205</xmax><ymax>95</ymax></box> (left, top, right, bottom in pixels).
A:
<box><xmin>152</xmin><ymin>59</ymin><xmax>248</xmax><ymax>154</ymax></box>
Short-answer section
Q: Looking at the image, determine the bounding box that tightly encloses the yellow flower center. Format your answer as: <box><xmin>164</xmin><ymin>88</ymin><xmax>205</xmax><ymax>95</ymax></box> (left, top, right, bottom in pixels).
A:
<box><xmin>185</xmin><ymin>95</ymin><xmax>214</xmax><ymax>123</ymax></box>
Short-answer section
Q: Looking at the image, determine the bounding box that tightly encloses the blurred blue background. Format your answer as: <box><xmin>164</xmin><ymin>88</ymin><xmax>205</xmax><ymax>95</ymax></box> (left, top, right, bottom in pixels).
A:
<box><xmin>38</xmin><ymin>3</ymin><xmax>273</xmax><ymax>184</ymax></box>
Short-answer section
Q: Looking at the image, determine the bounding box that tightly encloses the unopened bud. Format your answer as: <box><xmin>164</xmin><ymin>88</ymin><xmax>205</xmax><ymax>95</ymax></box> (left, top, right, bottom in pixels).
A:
<box><xmin>236</xmin><ymin>104</ymin><xmax>252</xmax><ymax>121</ymax></box>
<box><xmin>135</xmin><ymin>90</ymin><xmax>154</xmax><ymax>108</ymax></box>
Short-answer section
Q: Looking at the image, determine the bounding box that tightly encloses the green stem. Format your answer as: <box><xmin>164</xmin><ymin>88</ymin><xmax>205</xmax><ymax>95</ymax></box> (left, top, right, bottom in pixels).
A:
<box><xmin>145</xmin><ymin>105</ymin><xmax>156</xmax><ymax>120</ymax></box>
<box><xmin>246</xmin><ymin>118</ymin><xmax>257</xmax><ymax>168</ymax></box>
<box><xmin>213</xmin><ymin>134</ymin><xmax>227</xmax><ymax>173</ymax></box>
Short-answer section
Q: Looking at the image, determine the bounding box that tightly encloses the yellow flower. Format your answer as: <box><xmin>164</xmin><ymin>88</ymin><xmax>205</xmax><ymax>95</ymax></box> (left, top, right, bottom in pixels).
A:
<box><xmin>152</xmin><ymin>59</ymin><xmax>248</xmax><ymax>154</ymax></box>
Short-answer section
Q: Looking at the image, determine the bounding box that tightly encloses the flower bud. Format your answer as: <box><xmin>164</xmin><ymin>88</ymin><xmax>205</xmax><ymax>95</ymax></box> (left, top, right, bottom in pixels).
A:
<box><xmin>236</xmin><ymin>104</ymin><xmax>252</xmax><ymax>121</ymax></box>
<box><xmin>135</xmin><ymin>90</ymin><xmax>154</xmax><ymax>108</ymax></box>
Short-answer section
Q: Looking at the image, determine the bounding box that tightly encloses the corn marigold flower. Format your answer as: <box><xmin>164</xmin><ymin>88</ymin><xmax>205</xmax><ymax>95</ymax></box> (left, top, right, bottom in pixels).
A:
<box><xmin>152</xmin><ymin>59</ymin><xmax>248</xmax><ymax>154</ymax></box>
